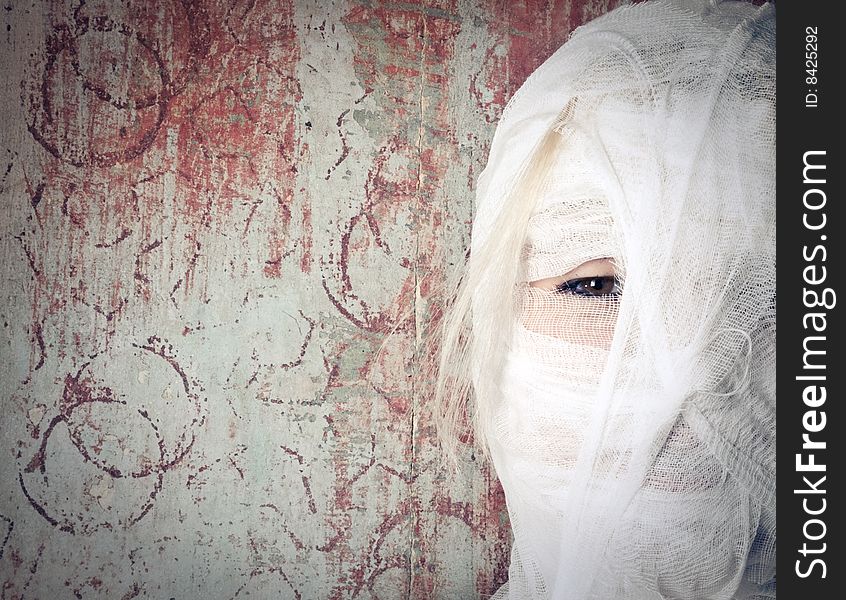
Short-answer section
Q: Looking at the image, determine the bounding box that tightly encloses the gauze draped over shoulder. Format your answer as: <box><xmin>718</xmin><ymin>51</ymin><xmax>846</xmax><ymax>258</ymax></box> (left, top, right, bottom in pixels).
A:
<box><xmin>441</xmin><ymin>0</ymin><xmax>776</xmax><ymax>598</ymax></box>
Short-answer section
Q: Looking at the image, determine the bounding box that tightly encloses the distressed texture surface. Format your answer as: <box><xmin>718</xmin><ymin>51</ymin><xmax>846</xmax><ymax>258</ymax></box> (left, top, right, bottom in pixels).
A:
<box><xmin>0</xmin><ymin>1</ymin><xmax>620</xmax><ymax>598</ymax></box>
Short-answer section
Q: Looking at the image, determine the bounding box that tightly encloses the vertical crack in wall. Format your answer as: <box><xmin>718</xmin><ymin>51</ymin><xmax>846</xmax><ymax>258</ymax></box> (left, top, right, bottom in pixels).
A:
<box><xmin>406</xmin><ymin>7</ymin><xmax>429</xmax><ymax>597</ymax></box>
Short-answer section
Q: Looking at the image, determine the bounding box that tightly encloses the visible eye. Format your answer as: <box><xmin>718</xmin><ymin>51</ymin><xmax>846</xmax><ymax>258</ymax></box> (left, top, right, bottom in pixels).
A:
<box><xmin>555</xmin><ymin>276</ymin><xmax>621</xmax><ymax>297</ymax></box>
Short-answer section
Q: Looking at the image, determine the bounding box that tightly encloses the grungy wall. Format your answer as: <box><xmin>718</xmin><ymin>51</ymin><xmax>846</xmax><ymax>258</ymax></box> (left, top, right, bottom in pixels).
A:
<box><xmin>0</xmin><ymin>1</ymin><xmax>620</xmax><ymax>598</ymax></box>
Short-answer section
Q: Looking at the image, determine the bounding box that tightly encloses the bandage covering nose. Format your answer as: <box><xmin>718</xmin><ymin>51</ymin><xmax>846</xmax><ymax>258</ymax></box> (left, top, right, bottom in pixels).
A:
<box><xmin>437</xmin><ymin>1</ymin><xmax>776</xmax><ymax>598</ymax></box>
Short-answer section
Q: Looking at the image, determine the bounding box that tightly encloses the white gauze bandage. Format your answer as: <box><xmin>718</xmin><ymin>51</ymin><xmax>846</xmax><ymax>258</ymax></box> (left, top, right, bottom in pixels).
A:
<box><xmin>462</xmin><ymin>1</ymin><xmax>777</xmax><ymax>598</ymax></box>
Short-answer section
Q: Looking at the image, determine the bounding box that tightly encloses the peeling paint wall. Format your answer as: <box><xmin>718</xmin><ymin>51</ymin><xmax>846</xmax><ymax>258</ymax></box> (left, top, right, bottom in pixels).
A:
<box><xmin>0</xmin><ymin>1</ymin><xmax>621</xmax><ymax>598</ymax></box>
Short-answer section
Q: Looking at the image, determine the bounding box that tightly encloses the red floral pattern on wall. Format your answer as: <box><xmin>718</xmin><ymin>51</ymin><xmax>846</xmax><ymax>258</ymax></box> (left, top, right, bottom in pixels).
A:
<box><xmin>0</xmin><ymin>1</ymin><xmax>620</xmax><ymax>597</ymax></box>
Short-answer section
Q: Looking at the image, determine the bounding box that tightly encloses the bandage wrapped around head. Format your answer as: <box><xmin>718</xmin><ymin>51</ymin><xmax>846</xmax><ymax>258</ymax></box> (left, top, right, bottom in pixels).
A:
<box><xmin>435</xmin><ymin>1</ymin><xmax>776</xmax><ymax>598</ymax></box>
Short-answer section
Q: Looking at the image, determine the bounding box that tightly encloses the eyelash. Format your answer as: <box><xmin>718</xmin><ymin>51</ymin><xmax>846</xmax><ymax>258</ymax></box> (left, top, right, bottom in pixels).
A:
<box><xmin>555</xmin><ymin>276</ymin><xmax>622</xmax><ymax>298</ymax></box>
